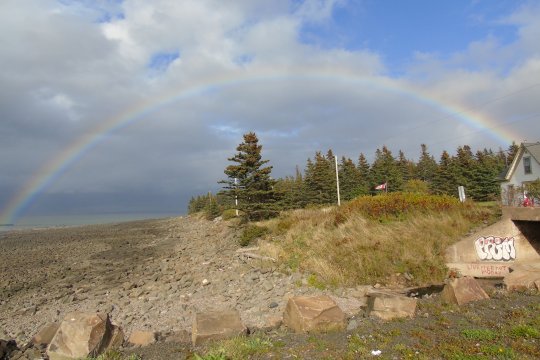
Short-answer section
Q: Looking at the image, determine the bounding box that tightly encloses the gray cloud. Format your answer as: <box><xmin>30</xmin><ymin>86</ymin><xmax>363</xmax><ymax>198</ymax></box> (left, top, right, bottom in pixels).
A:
<box><xmin>1</xmin><ymin>0</ymin><xmax>539</xmax><ymax>222</ymax></box>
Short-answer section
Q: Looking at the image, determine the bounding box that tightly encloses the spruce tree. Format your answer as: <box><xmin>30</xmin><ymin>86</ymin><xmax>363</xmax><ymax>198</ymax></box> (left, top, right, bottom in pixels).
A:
<box><xmin>304</xmin><ymin>151</ymin><xmax>336</xmax><ymax>205</ymax></box>
<box><xmin>416</xmin><ymin>144</ymin><xmax>438</xmax><ymax>184</ymax></box>
<box><xmin>370</xmin><ymin>146</ymin><xmax>403</xmax><ymax>192</ymax></box>
<box><xmin>220</xmin><ymin>132</ymin><xmax>277</xmax><ymax>221</ymax></box>
<box><xmin>339</xmin><ymin>156</ymin><xmax>362</xmax><ymax>200</ymax></box>
<box><xmin>357</xmin><ymin>153</ymin><xmax>371</xmax><ymax>195</ymax></box>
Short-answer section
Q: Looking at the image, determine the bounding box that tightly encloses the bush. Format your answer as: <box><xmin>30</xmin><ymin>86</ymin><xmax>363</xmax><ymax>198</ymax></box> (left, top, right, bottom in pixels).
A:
<box><xmin>339</xmin><ymin>192</ymin><xmax>460</xmax><ymax>221</ymax></box>
<box><xmin>403</xmin><ymin>179</ymin><xmax>430</xmax><ymax>194</ymax></box>
<box><xmin>221</xmin><ymin>208</ymin><xmax>238</xmax><ymax>220</ymax></box>
<box><xmin>239</xmin><ymin>225</ymin><xmax>269</xmax><ymax>247</ymax></box>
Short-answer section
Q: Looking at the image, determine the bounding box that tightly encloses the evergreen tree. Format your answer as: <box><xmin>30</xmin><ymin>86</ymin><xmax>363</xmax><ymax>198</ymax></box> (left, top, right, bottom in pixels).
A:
<box><xmin>471</xmin><ymin>149</ymin><xmax>504</xmax><ymax>201</ymax></box>
<box><xmin>397</xmin><ymin>150</ymin><xmax>415</xmax><ymax>183</ymax></box>
<box><xmin>220</xmin><ymin>132</ymin><xmax>277</xmax><ymax>221</ymax></box>
<box><xmin>356</xmin><ymin>153</ymin><xmax>371</xmax><ymax>195</ymax></box>
<box><xmin>339</xmin><ymin>156</ymin><xmax>362</xmax><ymax>201</ymax></box>
<box><xmin>370</xmin><ymin>146</ymin><xmax>403</xmax><ymax>192</ymax></box>
<box><xmin>432</xmin><ymin>150</ymin><xmax>456</xmax><ymax>196</ymax></box>
<box><xmin>506</xmin><ymin>141</ymin><xmax>519</xmax><ymax>165</ymax></box>
<box><xmin>303</xmin><ymin>151</ymin><xmax>337</xmax><ymax>205</ymax></box>
<box><xmin>416</xmin><ymin>144</ymin><xmax>438</xmax><ymax>185</ymax></box>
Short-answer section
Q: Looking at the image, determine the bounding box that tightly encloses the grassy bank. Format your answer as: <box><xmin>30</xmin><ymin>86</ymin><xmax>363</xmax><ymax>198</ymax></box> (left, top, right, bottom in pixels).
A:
<box><xmin>258</xmin><ymin>193</ymin><xmax>499</xmax><ymax>287</ymax></box>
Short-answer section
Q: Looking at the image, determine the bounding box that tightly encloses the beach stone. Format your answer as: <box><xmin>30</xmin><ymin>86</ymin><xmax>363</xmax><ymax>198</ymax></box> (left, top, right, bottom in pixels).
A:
<box><xmin>441</xmin><ymin>277</ymin><xmax>489</xmax><ymax>305</ymax></box>
<box><xmin>31</xmin><ymin>322</ymin><xmax>60</xmax><ymax>346</ymax></box>
<box><xmin>108</xmin><ymin>326</ymin><xmax>125</xmax><ymax>349</ymax></box>
<box><xmin>192</xmin><ymin>309</ymin><xmax>247</xmax><ymax>346</ymax></box>
<box><xmin>366</xmin><ymin>292</ymin><xmax>417</xmax><ymax>320</ymax></box>
<box><xmin>504</xmin><ymin>264</ymin><xmax>540</xmax><ymax>291</ymax></box>
<box><xmin>0</xmin><ymin>339</ymin><xmax>18</xmax><ymax>359</ymax></box>
<box><xmin>283</xmin><ymin>295</ymin><xmax>346</xmax><ymax>333</ymax></box>
<box><xmin>128</xmin><ymin>330</ymin><xmax>156</xmax><ymax>347</ymax></box>
<box><xmin>47</xmin><ymin>312</ymin><xmax>114</xmax><ymax>360</ymax></box>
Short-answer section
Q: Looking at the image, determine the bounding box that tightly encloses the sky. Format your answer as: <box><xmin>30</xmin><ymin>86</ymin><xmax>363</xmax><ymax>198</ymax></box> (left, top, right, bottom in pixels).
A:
<box><xmin>1</xmin><ymin>0</ymin><xmax>540</xmax><ymax>223</ymax></box>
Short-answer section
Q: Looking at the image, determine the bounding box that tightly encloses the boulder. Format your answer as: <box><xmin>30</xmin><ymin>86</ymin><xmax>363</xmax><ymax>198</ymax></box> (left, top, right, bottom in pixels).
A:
<box><xmin>366</xmin><ymin>292</ymin><xmax>417</xmax><ymax>320</ymax></box>
<box><xmin>504</xmin><ymin>264</ymin><xmax>540</xmax><ymax>291</ymax></box>
<box><xmin>31</xmin><ymin>322</ymin><xmax>60</xmax><ymax>346</ymax></box>
<box><xmin>283</xmin><ymin>295</ymin><xmax>346</xmax><ymax>333</ymax></box>
<box><xmin>0</xmin><ymin>339</ymin><xmax>18</xmax><ymax>360</ymax></box>
<box><xmin>192</xmin><ymin>309</ymin><xmax>247</xmax><ymax>346</ymax></box>
<box><xmin>128</xmin><ymin>331</ymin><xmax>156</xmax><ymax>347</ymax></box>
<box><xmin>47</xmin><ymin>312</ymin><xmax>121</xmax><ymax>360</ymax></box>
<box><xmin>441</xmin><ymin>277</ymin><xmax>489</xmax><ymax>305</ymax></box>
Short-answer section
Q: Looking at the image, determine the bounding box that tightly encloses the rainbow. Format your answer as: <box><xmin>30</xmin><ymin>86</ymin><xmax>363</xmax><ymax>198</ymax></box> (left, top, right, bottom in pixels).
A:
<box><xmin>0</xmin><ymin>68</ymin><xmax>521</xmax><ymax>225</ymax></box>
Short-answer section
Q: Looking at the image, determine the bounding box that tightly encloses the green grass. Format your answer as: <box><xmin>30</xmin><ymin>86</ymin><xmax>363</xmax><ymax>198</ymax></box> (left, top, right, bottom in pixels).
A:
<box><xmin>194</xmin><ymin>335</ymin><xmax>275</xmax><ymax>359</ymax></box>
<box><xmin>461</xmin><ymin>328</ymin><xmax>497</xmax><ymax>341</ymax></box>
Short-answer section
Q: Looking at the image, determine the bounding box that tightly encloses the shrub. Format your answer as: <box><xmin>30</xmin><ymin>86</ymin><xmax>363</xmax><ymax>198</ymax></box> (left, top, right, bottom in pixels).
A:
<box><xmin>403</xmin><ymin>179</ymin><xmax>430</xmax><ymax>194</ymax></box>
<box><xmin>239</xmin><ymin>225</ymin><xmax>269</xmax><ymax>247</ymax></box>
<box><xmin>221</xmin><ymin>208</ymin><xmax>238</xmax><ymax>220</ymax></box>
<box><xmin>339</xmin><ymin>192</ymin><xmax>460</xmax><ymax>221</ymax></box>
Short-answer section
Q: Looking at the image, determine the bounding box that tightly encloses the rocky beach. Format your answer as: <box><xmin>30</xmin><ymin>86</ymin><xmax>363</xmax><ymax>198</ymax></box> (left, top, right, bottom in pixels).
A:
<box><xmin>0</xmin><ymin>216</ymin><xmax>368</xmax><ymax>358</ymax></box>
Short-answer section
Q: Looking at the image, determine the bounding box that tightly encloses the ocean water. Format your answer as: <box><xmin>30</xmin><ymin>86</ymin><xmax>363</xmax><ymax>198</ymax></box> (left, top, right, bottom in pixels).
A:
<box><xmin>0</xmin><ymin>213</ymin><xmax>180</xmax><ymax>233</ymax></box>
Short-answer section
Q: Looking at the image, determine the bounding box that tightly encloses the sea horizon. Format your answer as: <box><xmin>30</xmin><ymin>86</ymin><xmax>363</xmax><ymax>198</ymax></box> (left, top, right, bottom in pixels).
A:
<box><xmin>0</xmin><ymin>212</ymin><xmax>181</xmax><ymax>232</ymax></box>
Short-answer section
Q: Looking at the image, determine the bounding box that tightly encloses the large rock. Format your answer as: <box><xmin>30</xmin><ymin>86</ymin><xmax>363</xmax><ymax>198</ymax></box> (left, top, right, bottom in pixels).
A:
<box><xmin>0</xmin><ymin>339</ymin><xmax>18</xmax><ymax>360</ymax></box>
<box><xmin>192</xmin><ymin>309</ymin><xmax>247</xmax><ymax>346</ymax></box>
<box><xmin>441</xmin><ymin>277</ymin><xmax>489</xmax><ymax>305</ymax></box>
<box><xmin>283</xmin><ymin>295</ymin><xmax>346</xmax><ymax>333</ymax></box>
<box><xmin>128</xmin><ymin>331</ymin><xmax>156</xmax><ymax>347</ymax></box>
<box><xmin>32</xmin><ymin>322</ymin><xmax>60</xmax><ymax>346</ymax></box>
<box><xmin>504</xmin><ymin>264</ymin><xmax>540</xmax><ymax>291</ymax></box>
<box><xmin>366</xmin><ymin>292</ymin><xmax>417</xmax><ymax>320</ymax></box>
<box><xmin>47</xmin><ymin>312</ymin><xmax>122</xmax><ymax>360</ymax></box>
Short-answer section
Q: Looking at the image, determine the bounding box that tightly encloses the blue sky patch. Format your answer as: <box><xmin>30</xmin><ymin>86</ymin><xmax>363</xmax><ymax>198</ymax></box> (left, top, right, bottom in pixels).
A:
<box><xmin>148</xmin><ymin>51</ymin><xmax>180</xmax><ymax>72</ymax></box>
<box><xmin>298</xmin><ymin>0</ymin><xmax>524</xmax><ymax>75</ymax></box>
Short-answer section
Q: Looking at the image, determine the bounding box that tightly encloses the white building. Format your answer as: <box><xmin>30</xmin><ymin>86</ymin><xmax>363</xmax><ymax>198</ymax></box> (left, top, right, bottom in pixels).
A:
<box><xmin>500</xmin><ymin>142</ymin><xmax>540</xmax><ymax>205</ymax></box>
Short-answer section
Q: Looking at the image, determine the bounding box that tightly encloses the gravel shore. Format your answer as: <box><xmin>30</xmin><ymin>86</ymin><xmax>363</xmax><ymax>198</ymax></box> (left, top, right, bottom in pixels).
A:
<box><xmin>0</xmin><ymin>216</ymin><xmax>334</xmax><ymax>347</ymax></box>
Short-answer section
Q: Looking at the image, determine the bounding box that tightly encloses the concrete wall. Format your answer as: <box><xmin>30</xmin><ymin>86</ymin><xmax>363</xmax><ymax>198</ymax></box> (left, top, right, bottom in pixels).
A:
<box><xmin>445</xmin><ymin>217</ymin><xmax>540</xmax><ymax>277</ymax></box>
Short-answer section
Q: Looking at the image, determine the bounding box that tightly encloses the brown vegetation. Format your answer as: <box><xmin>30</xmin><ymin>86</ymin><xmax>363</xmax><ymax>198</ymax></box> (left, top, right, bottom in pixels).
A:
<box><xmin>259</xmin><ymin>194</ymin><xmax>499</xmax><ymax>287</ymax></box>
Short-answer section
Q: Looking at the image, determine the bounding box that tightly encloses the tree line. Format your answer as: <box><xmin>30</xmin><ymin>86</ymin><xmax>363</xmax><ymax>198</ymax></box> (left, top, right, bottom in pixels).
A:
<box><xmin>188</xmin><ymin>132</ymin><xmax>520</xmax><ymax>220</ymax></box>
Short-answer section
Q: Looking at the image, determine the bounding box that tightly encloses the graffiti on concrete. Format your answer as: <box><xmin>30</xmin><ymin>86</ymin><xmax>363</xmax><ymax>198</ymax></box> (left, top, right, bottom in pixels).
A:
<box><xmin>466</xmin><ymin>263</ymin><xmax>510</xmax><ymax>276</ymax></box>
<box><xmin>474</xmin><ymin>236</ymin><xmax>516</xmax><ymax>261</ymax></box>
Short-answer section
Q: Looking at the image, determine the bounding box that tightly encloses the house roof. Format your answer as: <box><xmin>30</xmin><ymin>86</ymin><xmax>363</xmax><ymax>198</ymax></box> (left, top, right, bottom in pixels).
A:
<box><xmin>501</xmin><ymin>142</ymin><xmax>540</xmax><ymax>181</ymax></box>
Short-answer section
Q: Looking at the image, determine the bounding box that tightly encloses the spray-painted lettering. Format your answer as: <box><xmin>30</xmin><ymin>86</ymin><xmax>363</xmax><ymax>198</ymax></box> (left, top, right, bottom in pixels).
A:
<box><xmin>474</xmin><ymin>236</ymin><xmax>516</xmax><ymax>261</ymax></box>
<box><xmin>466</xmin><ymin>263</ymin><xmax>510</xmax><ymax>276</ymax></box>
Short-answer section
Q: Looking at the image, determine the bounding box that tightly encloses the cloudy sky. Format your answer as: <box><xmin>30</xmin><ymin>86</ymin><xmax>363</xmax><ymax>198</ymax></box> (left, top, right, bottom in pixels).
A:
<box><xmin>1</xmin><ymin>0</ymin><xmax>540</xmax><ymax>223</ymax></box>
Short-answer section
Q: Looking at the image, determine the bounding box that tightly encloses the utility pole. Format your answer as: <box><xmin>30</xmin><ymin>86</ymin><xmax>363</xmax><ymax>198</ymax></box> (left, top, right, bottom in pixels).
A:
<box><xmin>234</xmin><ymin>177</ymin><xmax>239</xmax><ymax>216</ymax></box>
<box><xmin>335</xmin><ymin>156</ymin><xmax>341</xmax><ymax>206</ymax></box>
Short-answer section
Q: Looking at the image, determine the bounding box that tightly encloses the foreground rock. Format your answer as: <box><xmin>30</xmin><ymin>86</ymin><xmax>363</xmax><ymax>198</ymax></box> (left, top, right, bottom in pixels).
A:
<box><xmin>366</xmin><ymin>291</ymin><xmax>417</xmax><ymax>320</ymax></box>
<box><xmin>128</xmin><ymin>330</ymin><xmax>156</xmax><ymax>347</ymax></box>
<box><xmin>31</xmin><ymin>322</ymin><xmax>60</xmax><ymax>346</ymax></box>
<box><xmin>504</xmin><ymin>264</ymin><xmax>540</xmax><ymax>291</ymax></box>
<box><xmin>0</xmin><ymin>339</ymin><xmax>18</xmax><ymax>360</ymax></box>
<box><xmin>192</xmin><ymin>310</ymin><xmax>247</xmax><ymax>346</ymax></box>
<box><xmin>283</xmin><ymin>295</ymin><xmax>346</xmax><ymax>333</ymax></box>
<box><xmin>441</xmin><ymin>277</ymin><xmax>489</xmax><ymax>305</ymax></box>
<box><xmin>47</xmin><ymin>312</ymin><xmax>122</xmax><ymax>359</ymax></box>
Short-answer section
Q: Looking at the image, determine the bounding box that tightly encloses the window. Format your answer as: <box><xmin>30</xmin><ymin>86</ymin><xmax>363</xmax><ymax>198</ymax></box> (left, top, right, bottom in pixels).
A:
<box><xmin>524</xmin><ymin>157</ymin><xmax>532</xmax><ymax>174</ymax></box>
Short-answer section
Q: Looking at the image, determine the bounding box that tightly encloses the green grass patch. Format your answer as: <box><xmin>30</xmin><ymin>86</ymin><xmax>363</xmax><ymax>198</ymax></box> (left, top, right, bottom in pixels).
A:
<box><xmin>461</xmin><ymin>328</ymin><xmax>497</xmax><ymax>341</ymax></box>
<box><xmin>509</xmin><ymin>324</ymin><xmax>540</xmax><ymax>339</ymax></box>
<box><xmin>195</xmin><ymin>335</ymin><xmax>274</xmax><ymax>359</ymax></box>
<box><xmin>239</xmin><ymin>224</ymin><xmax>268</xmax><ymax>246</ymax></box>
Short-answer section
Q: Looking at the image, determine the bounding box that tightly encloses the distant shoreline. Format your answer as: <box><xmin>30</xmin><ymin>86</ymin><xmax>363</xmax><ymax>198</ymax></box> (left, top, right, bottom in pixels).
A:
<box><xmin>0</xmin><ymin>213</ymin><xmax>181</xmax><ymax>233</ymax></box>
